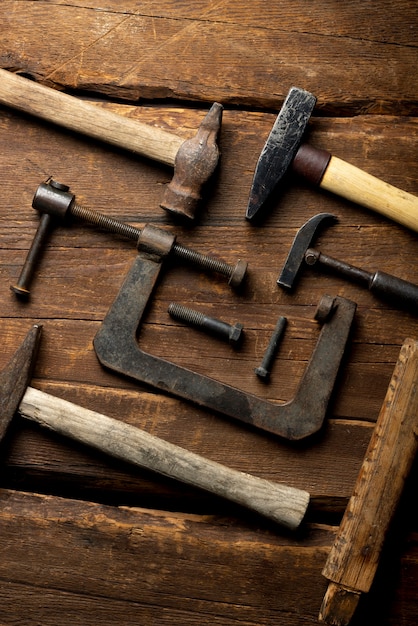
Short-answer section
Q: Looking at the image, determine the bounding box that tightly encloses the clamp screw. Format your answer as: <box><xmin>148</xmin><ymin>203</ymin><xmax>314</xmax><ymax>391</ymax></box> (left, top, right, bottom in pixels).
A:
<box><xmin>12</xmin><ymin>180</ymin><xmax>248</xmax><ymax>298</ymax></box>
<box><xmin>168</xmin><ymin>302</ymin><xmax>244</xmax><ymax>346</ymax></box>
<box><xmin>70</xmin><ymin>203</ymin><xmax>247</xmax><ymax>286</ymax></box>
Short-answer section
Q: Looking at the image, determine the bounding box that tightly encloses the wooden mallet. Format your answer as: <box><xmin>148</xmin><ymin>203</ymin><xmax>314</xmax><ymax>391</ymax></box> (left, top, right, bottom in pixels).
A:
<box><xmin>0</xmin><ymin>325</ymin><xmax>310</xmax><ymax>530</ymax></box>
<box><xmin>319</xmin><ymin>338</ymin><xmax>418</xmax><ymax>625</ymax></box>
<box><xmin>0</xmin><ymin>68</ymin><xmax>222</xmax><ymax>221</ymax></box>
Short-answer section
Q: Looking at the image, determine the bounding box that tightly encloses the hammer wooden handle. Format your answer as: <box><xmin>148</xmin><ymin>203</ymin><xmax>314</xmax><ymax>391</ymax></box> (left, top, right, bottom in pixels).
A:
<box><xmin>0</xmin><ymin>68</ymin><xmax>182</xmax><ymax>166</ymax></box>
<box><xmin>321</xmin><ymin>156</ymin><xmax>418</xmax><ymax>232</ymax></box>
<box><xmin>293</xmin><ymin>144</ymin><xmax>418</xmax><ymax>232</ymax></box>
<box><xmin>18</xmin><ymin>386</ymin><xmax>309</xmax><ymax>530</ymax></box>
<box><xmin>319</xmin><ymin>338</ymin><xmax>418</xmax><ymax>625</ymax></box>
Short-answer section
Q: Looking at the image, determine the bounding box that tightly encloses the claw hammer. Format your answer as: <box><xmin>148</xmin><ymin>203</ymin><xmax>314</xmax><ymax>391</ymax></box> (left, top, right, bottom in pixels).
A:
<box><xmin>0</xmin><ymin>68</ymin><xmax>223</xmax><ymax>221</ymax></box>
<box><xmin>0</xmin><ymin>325</ymin><xmax>309</xmax><ymax>530</ymax></box>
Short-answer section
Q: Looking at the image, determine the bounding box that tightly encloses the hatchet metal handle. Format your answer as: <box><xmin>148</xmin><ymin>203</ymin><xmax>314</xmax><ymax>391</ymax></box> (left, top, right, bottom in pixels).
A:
<box><xmin>18</xmin><ymin>386</ymin><xmax>309</xmax><ymax>530</ymax></box>
<box><xmin>319</xmin><ymin>338</ymin><xmax>418</xmax><ymax>625</ymax></box>
<box><xmin>293</xmin><ymin>144</ymin><xmax>418</xmax><ymax>233</ymax></box>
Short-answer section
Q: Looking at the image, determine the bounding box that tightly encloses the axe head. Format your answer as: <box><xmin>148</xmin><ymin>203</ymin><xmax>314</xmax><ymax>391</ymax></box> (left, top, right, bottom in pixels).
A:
<box><xmin>246</xmin><ymin>87</ymin><xmax>316</xmax><ymax>221</ymax></box>
<box><xmin>0</xmin><ymin>325</ymin><xmax>42</xmax><ymax>442</ymax></box>
<box><xmin>278</xmin><ymin>213</ymin><xmax>337</xmax><ymax>289</ymax></box>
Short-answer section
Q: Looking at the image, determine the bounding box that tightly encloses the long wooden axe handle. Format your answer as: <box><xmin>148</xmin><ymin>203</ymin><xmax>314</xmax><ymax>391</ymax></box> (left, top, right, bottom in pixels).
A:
<box><xmin>0</xmin><ymin>68</ymin><xmax>223</xmax><ymax>220</ymax></box>
<box><xmin>319</xmin><ymin>338</ymin><xmax>418</xmax><ymax>625</ymax></box>
<box><xmin>18</xmin><ymin>386</ymin><xmax>309</xmax><ymax>530</ymax></box>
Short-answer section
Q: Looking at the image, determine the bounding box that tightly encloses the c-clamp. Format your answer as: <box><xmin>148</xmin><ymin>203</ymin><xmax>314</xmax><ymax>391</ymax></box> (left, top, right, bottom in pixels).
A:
<box><xmin>15</xmin><ymin>180</ymin><xmax>357</xmax><ymax>441</ymax></box>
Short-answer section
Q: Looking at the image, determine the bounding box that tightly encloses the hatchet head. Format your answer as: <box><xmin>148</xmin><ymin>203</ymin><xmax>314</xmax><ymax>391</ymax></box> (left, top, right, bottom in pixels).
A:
<box><xmin>0</xmin><ymin>325</ymin><xmax>42</xmax><ymax>442</ymax></box>
<box><xmin>246</xmin><ymin>87</ymin><xmax>317</xmax><ymax>221</ymax></box>
<box><xmin>278</xmin><ymin>213</ymin><xmax>337</xmax><ymax>289</ymax></box>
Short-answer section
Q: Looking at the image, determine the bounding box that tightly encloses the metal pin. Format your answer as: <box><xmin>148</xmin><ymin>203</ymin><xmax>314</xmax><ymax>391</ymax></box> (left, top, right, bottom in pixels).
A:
<box><xmin>10</xmin><ymin>213</ymin><xmax>54</xmax><ymax>298</ymax></box>
<box><xmin>255</xmin><ymin>316</ymin><xmax>287</xmax><ymax>380</ymax></box>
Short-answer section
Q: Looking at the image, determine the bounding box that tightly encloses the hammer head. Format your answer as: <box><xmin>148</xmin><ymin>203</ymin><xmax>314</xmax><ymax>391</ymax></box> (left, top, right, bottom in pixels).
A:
<box><xmin>278</xmin><ymin>213</ymin><xmax>337</xmax><ymax>289</ymax></box>
<box><xmin>0</xmin><ymin>325</ymin><xmax>42</xmax><ymax>442</ymax></box>
<box><xmin>160</xmin><ymin>102</ymin><xmax>223</xmax><ymax>221</ymax></box>
<box><xmin>246</xmin><ymin>87</ymin><xmax>316</xmax><ymax>221</ymax></box>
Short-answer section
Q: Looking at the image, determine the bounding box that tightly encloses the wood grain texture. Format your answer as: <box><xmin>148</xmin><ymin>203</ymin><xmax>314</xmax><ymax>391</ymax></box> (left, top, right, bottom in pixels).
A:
<box><xmin>1</xmin><ymin>1</ymin><xmax>417</xmax><ymax>113</ymax></box>
<box><xmin>0</xmin><ymin>2</ymin><xmax>418</xmax><ymax>624</ymax></box>
<box><xmin>320</xmin><ymin>339</ymin><xmax>418</xmax><ymax>624</ymax></box>
<box><xmin>0</xmin><ymin>489</ymin><xmax>417</xmax><ymax>626</ymax></box>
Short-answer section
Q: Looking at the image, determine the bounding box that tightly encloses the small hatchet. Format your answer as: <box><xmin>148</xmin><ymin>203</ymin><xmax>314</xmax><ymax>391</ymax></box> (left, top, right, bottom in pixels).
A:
<box><xmin>246</xmin><ymin>87</ymin><xmax>418</xmax><ymax>232</ymax></box>
<box><xmin>0</xmin><ymin>325</ymin><xmax>309</xmax><ymax>530</ymax></box>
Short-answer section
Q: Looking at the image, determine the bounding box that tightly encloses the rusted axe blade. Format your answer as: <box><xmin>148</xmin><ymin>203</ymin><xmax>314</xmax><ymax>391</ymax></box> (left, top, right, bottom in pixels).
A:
<box><xmin>0</xmin><ymin>325</ymin><xmax>42</xmax><ymax>441</ymax></box>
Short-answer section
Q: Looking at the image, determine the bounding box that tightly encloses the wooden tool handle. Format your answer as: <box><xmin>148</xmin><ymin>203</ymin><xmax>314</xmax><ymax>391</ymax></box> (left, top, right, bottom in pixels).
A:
<box><xmin>0</xmin><ymin>68</ymin><xmax>183</xmax><ymax>166</ymax></box>
<box><xmin>320</xmin><ymin>155</ymin><xmax>418</xmax><ymax>233</ymax></box>
<box><xmin>319</xmin><ymin>338</ymin><xmax>418</xmax><ymax>625</ymax></box>
<box><xmin>19</xmin><ymin>386</ymin><xmax>309</xmax><ymax>529</ymax></box>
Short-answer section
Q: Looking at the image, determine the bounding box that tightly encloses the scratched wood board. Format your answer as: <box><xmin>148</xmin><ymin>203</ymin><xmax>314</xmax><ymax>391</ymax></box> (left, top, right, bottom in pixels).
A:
<box><xmin>1</xmin><ymin>2</ymin><xmax>418</xmax><ymax>625</ymax></box>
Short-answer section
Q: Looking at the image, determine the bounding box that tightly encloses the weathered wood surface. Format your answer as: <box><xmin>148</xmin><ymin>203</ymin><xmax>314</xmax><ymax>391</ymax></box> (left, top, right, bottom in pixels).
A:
<box><xmin>1</xmin><ymin>2</ymin><xmax>418</xmax><ymax>624</ymax></box>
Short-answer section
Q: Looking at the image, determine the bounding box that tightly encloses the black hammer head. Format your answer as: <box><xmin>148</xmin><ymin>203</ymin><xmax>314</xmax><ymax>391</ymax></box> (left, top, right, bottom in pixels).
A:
<box><xmin>0</xmin><ymin>325</ymin><xmax>42</xmax><ymax>442</ymax></box>
<box><xmin>278</xmin><ymin>213</ymin><xmax>337</xmax><ymax>289</ymax></box>
<box><xmin>246</xmin><ymin>87</ymin><xmax>317</xmax><ymax>221</ymax></box>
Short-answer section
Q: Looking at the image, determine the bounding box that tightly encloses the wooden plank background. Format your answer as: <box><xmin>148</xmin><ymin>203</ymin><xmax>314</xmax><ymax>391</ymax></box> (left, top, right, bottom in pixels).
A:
<box><xmin>1</xmin><ymin>2</ymin><xmax>417</xmax><ymax>624</ymax></box>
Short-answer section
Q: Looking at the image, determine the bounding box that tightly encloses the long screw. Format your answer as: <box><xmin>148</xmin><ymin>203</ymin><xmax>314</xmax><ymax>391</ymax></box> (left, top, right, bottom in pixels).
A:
<box><xmin>168</xmin><ymin>302</ymin><xmax>244</xmax><ymax>346</ymax></box>
<box><xmin>12</xmin><ymin>180</ymin><xmax>247</xmax><ymax>297</ymax></box>
<box><xmin>255</xmin><ymin>316</ymin><xmax>287</xmax><ymax>379</ymax></box>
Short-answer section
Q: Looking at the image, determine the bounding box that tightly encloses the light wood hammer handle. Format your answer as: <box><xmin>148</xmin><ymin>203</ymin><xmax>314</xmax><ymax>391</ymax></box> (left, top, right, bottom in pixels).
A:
<box><xmin>19</xmin><ymin>386</ymin><xmax>309</xmax><ymax>530</ymax></box>
<box><xmin>319</xmin><ymin>338</ymin><xmax>418</xmax><ymax>625</ymax></box>
<box><xmin>0</xmin><ymin>68</ymin><xmax>183</xmax><ymax>166</ymax></box>
<box><xmin>321</xmin><ymin>155</ymin><xmax>418</xmax><ymax>233</ymax></box>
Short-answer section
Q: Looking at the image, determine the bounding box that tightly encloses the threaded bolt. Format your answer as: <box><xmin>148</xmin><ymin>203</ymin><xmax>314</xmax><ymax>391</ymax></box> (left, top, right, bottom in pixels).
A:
<box><xmin>255</xmin><ymin>316</ymin><xmax>287</xmax><ymax>379</ymax></box>
<box><xmin>168</xmin><ymin>303</ymin><xmax>244</xmax><ymax>346</ymax></box>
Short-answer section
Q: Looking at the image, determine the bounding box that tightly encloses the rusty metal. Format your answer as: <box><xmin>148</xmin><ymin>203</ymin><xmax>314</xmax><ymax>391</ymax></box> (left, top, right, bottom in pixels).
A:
<box><xmin>255</xmin><ymin>316</ymin><xmax>287</xmax><ymax>380</ymax></box>
<box><xmin>93</xmin><ymin>237</ymin><xmax>356</xmax><ymax>441</ymax></box>
<box><xmin>246</xmin><ymin>87</ymin><xmax>317</xmax><ymax>220</ymax></box>
<box><xmin>278</xmin><ymin>213</ymin><xmax>418</xmax><ymax>310</ymax></box>
<box><xmin>10</xmin><ymin>214</ymin><xmax>53</xmax><ymax>298</ymax></box>
<box><xmin>168</xmin><ymin>303</ymin><xmax>244</xmax><ymax>346</ymax></box>
<box><xmin>160</xmin><ymin>102</ymin><xmax>223</xmax><ymax>221</ymax></box>
<box><xmin>12</xmin><ymin>179</ymin><xmax>247</xmax><ymax>297</ymax></box>
<box><xmin>0</xmin><ymin>324</ymin><xmax>42</xmax><ymax>441</ymax></box>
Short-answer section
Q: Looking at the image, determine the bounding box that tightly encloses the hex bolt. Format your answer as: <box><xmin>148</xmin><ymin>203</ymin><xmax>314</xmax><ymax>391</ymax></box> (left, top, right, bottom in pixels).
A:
<box><xmin>168</xmin><ymin>302</ymin><xmax>244</xmax><ymax>346</ymax></box>
<box><xmin>255</xmin><ymin>315</ymin><xmax>287</xmax><ymax>380</ymax></box>
<box><xmin>13</xmin><ymin>180</ymin><xmax>248</xmax><ymax>298</ymax></box>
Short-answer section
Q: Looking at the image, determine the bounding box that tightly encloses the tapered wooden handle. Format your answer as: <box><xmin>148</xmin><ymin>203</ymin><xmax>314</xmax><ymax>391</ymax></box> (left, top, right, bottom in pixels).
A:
<box><xmin>319</xmin><ymin>338</ymin><xmax>418</xmax><ymax>625</ymax></box>
<box><xmin>19</xmin><ymin>386</ymin><xmax>310</xmax><ymax>529</ymax></box>
<box><xmin>0</xmin><ymin>68</ymin><xmax>183</xmax><ymax>166</ymax></box>
<box><xmin>320</xmin><ymin>155</ymin><xmax>418</xmax><ymax>232</ymax></box>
